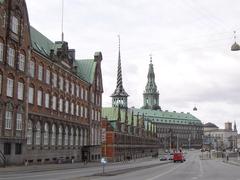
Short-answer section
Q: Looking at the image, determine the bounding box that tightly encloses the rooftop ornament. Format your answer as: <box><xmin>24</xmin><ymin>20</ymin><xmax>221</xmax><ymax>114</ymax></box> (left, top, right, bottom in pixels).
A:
<box><xmin>193</xmin><ymin>106</ymin><xmax>197</xmax><ymax>111</ymax></box>
<box><xmin>231</xmin><ymin>31</ymin><xmax>240</xmax><ymax>51</ymax></box>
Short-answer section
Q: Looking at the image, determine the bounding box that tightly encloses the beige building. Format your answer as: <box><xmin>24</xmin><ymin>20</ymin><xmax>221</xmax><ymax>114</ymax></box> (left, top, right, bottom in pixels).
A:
<box><xmin>204</xmin><ymin>122</ymin><xmax>238</xmax><ymax>150</ymax></box>
<box><xmin>237</xmin><ymin>134</ymin><xmax>240</xmax><ymax>149</ymax></box>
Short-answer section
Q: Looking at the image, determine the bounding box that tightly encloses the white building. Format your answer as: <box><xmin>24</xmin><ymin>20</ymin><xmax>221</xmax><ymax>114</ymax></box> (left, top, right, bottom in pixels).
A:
<box><xmin>204</xmin><ymin>122</ymin><xmax>238</xmax><ymax>150</ymax></box>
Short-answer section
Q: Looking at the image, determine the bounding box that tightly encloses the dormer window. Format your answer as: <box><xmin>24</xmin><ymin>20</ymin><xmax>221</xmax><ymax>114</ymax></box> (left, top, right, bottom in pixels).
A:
<box><xmin>11</xmin><ymin>16</ymin><xmax>19</xmax><ymax>34</ymax></box>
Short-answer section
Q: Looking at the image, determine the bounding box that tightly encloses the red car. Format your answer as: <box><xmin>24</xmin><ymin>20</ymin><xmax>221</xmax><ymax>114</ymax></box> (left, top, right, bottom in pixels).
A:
<box><xmin>173</xmin><ymin>152</ymin><xmax>184</xmax><ymax>163</ymax></box>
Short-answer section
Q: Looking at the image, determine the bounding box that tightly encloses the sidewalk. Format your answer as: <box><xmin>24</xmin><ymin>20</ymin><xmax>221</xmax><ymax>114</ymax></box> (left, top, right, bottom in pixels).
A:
<box><xmin>226</xmin><ymin>157</ymin><xmax>240</xmax><ymax>166</ymax></box>
<box><xmin>0</xmin><ymin>161</ymin><xmax>100</xmax><ymax>174</ymax></box>
<box><xmin>0</xmin><ymin>156</ymin><xmax>161</xmax><ymax>174</ymax></box>
<box><xmin>219</xmin><ymin>157</ymin><xmax>240</xmax><ymax>166</ymax></box>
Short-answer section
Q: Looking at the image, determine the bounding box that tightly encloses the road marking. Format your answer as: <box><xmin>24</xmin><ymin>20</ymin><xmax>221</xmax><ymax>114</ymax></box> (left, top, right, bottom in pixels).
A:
<box><xmin>192</xmin><ymin>177</ymin><xmax>198</xmax><ymax>179</ymax></box>
<box><xmin>146</xmin><ymin>164</ymin><xmax>181</xmax><ymax>180</ymax></box>
<box><xmin>199</xmin><ymin>157</ymin><xmax>203</xmax><ymax>177</ymax></box>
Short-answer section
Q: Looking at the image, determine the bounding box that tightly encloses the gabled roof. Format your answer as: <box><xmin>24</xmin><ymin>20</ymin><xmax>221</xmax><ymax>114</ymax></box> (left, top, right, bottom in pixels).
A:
<box><xmin>30</xmin><ymin>26</ymin><xmax>97</xmax><ymax>85</ymax></box>
<box><xmin>75</xmin><ymin>59</ymin><xmax>96</xmax><ymax>84</ymax></box>
<box><xmin>30</xmin><ymin>26</ymin><xmax>54</xmax><ymax>56</ymax></box>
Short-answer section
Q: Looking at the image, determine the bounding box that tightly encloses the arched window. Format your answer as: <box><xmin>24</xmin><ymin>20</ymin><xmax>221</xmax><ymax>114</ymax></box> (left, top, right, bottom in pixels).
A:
<box><xmin>64</xmin><ymin>126</ymin><xmax>68</xmax><ymax>146</ymax></box>
<box><xmin>76</xmin><ymin>104</ymin><xmax>79</xmax><ymax>116</ymax></box>
<box><xmin>71</xmin><ymin>102</ymin><xmax>74</xmax><ymax>115</ymax></box>
<box><xmin>5</xmin><ymin>103</ymin><xmax>13</xmax><ymax>129</ymax></box>
<box><xmin>95</xmin><ymin>128</ymin><xmax>98</xmax><ymax>145</ymax></box>
<box><xmin>29</xmin><ymin>59</ymin><xmax>35</xmax><ymax>78</ymax></box>
<box><xmin>75</xmin><ymin>128</ymin><xmax>79</xmax><ymax>146</ymax></box>
<box><xmin>27</xmin><ymin>120</ymin><xmax>33</xmax><ymax>145</ymax></box>
<box><xmin>37</xmin><ymin>88</ymin><xmax>43</xmax><ymax>106</ymax></box>
<box><xmin>59</xmin><ymin>98</ymin><xmax>63</xmax><ymax>112</ymax></box>
<box><xmin>70</xmin><ymin>127</ymin><xmax>74</xmax><ymax>146</ymax></box>
<box><xmin>18</xmin><ymin>51</ymin><xmax>25</xmax><ymax>71</ymax></box>
<box><xmin>52</xmin><ymin>95</ymin><xmax>57</xmax><ymax>110</ymax></box>
<box><xmin>7</xmin><ymin>46</ymin><xmax>15</xmax><ymax>67</ymax></box>
<box><xmin>84</xmin><ymin>129</ymin><xmax>87</xmax><ymax>146</ymax></box>
<box><xmin>43</xmin><ymin>123</ymin><xmax>49</xmax><ymax>145</ymax></box>
<box><xmin>17</xmin><ymin>79</ymin><xmax>24</xmax><ymax>100</ymax></box>
<box><xmin>16</xmin><ymin>105</ymin><xmax>24</xmax><ymax>131</ymax></box>
<box><xmin>58</xmin><ymin>125</ymin><xmax>63</xmax><ymax>146</ymax></box>
<box><xmin>45</xmin><ymin>91</ymin><xmax>50</xmax><ymax>108</ymax></box>
<box><xmin>91</xmin><ymin>127</ymin><xmax>94</xmax><ymax>145</ymax></box>
<box><xmin>38</xmin><ymin>63</ymin><xmax>43</xmax><ymax>81</ymax></box>
<box><xmin>6</xmin><ymin>76</ymin><xmax>14</xmax><ymax>97</ymax></box>
<box><xmin>80</xmin><ymin>128</ymin><xmax>83</xmax><ymax>146</ymax></box>
<box><xmin>0</xmin><ymin>71</ymin><xmax>2</xmax><ymax>95</ymax></box>
<box><xmin>51</xmin><ymin>124</ymin><xmax>56</xmax><ymax>146</ymax></box>
<box><xmin>65</xmin><ymin>100</ymin><xmax>69</xmax><ymax>113</ymax></box>
<box><xmin>45</xmin><ymin>68</ymin><xmax>50</xmax><ymax>84</ymax></box>
<box><xmin>0</xmin><ymin>41</ymin><xmax>3</xmax><ymax>62</ymax></box>
<box><xmin>35</xmin><ymin>121</ymin><xmax>41</xmax><ymax>145</ymax></box>
<box><xmin>28</xmin><ymin>84</ymin><xmax>34</xmax><ymax>104</ymax></box>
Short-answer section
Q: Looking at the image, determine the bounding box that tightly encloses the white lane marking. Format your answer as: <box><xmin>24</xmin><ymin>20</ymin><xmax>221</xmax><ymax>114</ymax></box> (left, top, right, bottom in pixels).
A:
<box><xmin>192</xmin><ymin>177</ymin><xmax>198</xmax><ymax>179</ymax></box>
<box><xmin>146</xmin><ymin>164</ymin><xmax>182</xmax><ymax>180</ymax></box>
<box><xmin>199</xmin><ymin>157</ymin><xmax>203</xmax><ymax>177</ymax></box>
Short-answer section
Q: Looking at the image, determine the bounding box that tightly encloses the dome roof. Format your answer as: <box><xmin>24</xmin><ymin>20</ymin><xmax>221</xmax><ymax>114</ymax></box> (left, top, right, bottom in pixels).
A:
<box><xmin>204</xmin><ymin>122</ymin><xmax>218</xmax><ymax>128</ymax></box>
<box><xmin>231</xmin><ymin>42</ymin><xmax>240</xmax><ymax>51</ymax></box>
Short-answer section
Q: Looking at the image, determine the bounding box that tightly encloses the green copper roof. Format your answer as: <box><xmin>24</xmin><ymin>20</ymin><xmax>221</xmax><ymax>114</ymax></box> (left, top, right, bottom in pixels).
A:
<box><xmin>30</xmin><ymin>26</ymin><xmax>97</xmax><ymax>84</ymax></box>
<box><xmin>75</xmin><ymin>59</ymin><xmax>96</xmax><ymax>83</ymax></box>
<box><xmin>102</xmin><ymin>107</ymin><xmax>119</xmax><ymax>121</ymax></box>
<box><xmin>30</xmin><ymin>26</ymin><xmax>54</xmax><ymax>56</ymax></box>
<box><xmin>102</xmin><ymin>107</ymin><xmax>135</xmax><ymax>124</ymax></box>
<box><xmin>132</xmin><ymin>108</ymin><xmax>202</xmax><ymax>125</ymax></box>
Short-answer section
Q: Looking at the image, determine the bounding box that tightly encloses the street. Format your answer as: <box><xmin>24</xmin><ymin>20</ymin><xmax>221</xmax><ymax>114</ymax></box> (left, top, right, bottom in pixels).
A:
<box><xmin>0</xmin><ymin>151</ymin><xmax>239</xmax><ymax>180</ymax></box>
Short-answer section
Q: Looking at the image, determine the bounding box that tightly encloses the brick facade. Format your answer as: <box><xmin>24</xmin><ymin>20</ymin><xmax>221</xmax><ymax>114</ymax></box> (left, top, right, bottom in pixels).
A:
<box><xmin>0</xmin><ymin>0</ymin><xmax>103</xmax><ymax>165</ymax></box>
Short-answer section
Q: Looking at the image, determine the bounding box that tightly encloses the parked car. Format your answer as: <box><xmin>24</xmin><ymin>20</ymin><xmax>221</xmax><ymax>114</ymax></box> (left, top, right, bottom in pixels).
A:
<box><xmin>168</xmin><ymin>154</ymin><xmax>174</xmax><ymax>160</ymax></box>
<box><xmin>173</xmin><ymin>152</ymin><xmax>184</xmax><ymax>163</ymax></box>
<box><xmin>160</xmin><ymin>155</ymin><xmax>168</xmax><ymax>161</ymax></box>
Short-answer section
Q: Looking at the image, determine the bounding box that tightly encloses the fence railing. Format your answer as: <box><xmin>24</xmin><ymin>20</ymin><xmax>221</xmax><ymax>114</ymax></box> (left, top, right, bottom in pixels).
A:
<box><xmin>0</xmin><ymin>150</ymin><xmax>6</xmax><ymax>167</ymax></box>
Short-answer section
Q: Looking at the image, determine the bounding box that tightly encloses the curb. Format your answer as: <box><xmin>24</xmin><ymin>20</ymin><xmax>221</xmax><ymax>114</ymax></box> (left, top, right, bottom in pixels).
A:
<box><xmin>0</xmin><ymin>159</ymin><xmax>165</xmax><ymax>174</ymax></box>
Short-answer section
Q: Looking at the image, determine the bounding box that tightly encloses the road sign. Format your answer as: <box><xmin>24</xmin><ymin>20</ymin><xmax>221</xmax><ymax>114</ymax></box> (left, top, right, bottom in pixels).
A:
<box><xmin>101</xmin><ymin>157</ymin><xmax>107</xmax><ymax>164</ymax></box>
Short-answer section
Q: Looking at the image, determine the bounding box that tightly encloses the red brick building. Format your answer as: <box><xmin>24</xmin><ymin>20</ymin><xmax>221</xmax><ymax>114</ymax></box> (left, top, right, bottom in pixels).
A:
<box><xmin>0</xmin><ymin>0</ymin><xmax>103</xmax><ymax>165</ymax></box>
<box><xmin>102</xmin><ymin>108</ymin><xmax>159</xmax><ymax>162</ymax></box>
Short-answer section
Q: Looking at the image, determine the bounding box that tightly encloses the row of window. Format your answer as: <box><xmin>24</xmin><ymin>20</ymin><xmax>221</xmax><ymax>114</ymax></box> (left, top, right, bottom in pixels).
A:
<box><xmin>5</xmin><ymin>109</ymin><xmax>23</xmax><ymax>130</ymax></box>
<box><xmin>0</xmin><ymin>75</ymin><xmax>101</xmax><ymax>120</ymax></box>
<box><xmin>0</xmin><ymin>42</ymin><xmax>101</xmax><ymax>106</ymax></box>
<box><xmin>27</xmin><ymin>121</ymin><xmax>88</xmax><ymax>147</ymax></box>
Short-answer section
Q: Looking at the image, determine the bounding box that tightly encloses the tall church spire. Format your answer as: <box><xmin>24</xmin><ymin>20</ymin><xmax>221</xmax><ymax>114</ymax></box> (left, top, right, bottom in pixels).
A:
<box><xmin>234</xmin><ymin>121</ymin><xmax>237</xmax><ymax>132</ymax></box>
<box><xmin>142</xmin><ymin>55</ymin><xmax>161</xmax><ymax>110</ymax></box>
<box><xmin>111</xmin><ymin>35</ymin><xmax>129</xmax><ymax>108</ymax></box>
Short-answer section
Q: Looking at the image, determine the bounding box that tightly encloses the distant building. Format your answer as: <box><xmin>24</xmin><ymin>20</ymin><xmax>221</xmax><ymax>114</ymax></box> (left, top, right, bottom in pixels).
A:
<box><xmin>237</xmin><ymin>134</ymin><xmax>240</xmax><ymax>149</ymax></box>
<box><xmin>0</xmin><ymin>0</ymin><xmax>103</xmax><ymax>165</ymax></box>
<box><xmin>102</xmin><ymin>38</ymin><xmax>158</xmax><ymax>161</ymax></box>
<box><xmin>137</xmin><ymin>59</ymin><xmax>203</xmax><ymax>149</ymax></box>
<box><xmin>204</xmin><ymin>122</ymin><xmax>238</xmax><ymax>150</ymax></box>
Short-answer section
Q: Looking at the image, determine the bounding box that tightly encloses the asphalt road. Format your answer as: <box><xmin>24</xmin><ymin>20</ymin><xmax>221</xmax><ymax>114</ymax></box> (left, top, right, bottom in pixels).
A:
<box><xmin>0</xmin><ymin>151</ymin><xmax>239</xmax><ymax>180</ymax></box>
<box><xmin>91</xmin><ymin>151</ymin><xmax>240</xmax><ymax>180</ymax></box>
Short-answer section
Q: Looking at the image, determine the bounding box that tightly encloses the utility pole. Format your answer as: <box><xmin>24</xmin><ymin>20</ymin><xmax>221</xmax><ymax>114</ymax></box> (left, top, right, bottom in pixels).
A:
<box><xmin>188</xmin><ymin>134</ymin><xmax>191</xmax><ymax>151</ymax></box>
<box><xmin>177</xmin><ymin>134</ymin><xmax>179</xmax><ymax>151</ymax></box>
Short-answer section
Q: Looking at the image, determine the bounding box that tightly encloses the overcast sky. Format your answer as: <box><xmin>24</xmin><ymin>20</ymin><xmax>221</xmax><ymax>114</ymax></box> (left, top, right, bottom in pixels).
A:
<box><xmin>26</xmin><ymin>0</ymin><xmax>240</xmax><ymax>131</ymax></box>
